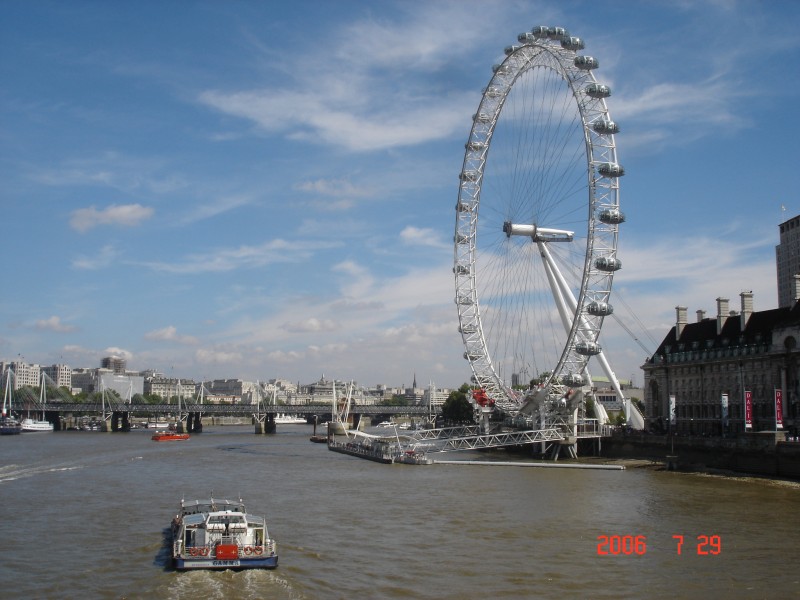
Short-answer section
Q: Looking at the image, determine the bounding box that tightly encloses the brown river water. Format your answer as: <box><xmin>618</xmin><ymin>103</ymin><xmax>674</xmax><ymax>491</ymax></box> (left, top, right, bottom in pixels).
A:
<box><xmin>1</xmin><ymin>424</ymin><xmax>797</xmax><ymax>599</ymax></box>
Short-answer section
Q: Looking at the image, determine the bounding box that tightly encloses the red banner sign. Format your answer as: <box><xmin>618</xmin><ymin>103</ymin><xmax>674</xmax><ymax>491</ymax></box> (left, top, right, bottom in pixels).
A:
<box><xmin>744</xmin><ymin>390</ymin><xmax>753</xmax><ymax>430</ymax></box>
<box><xmin>775</xmin><ymin>389</ymin><xmax>784</xmax><ymax>430</ymax></box>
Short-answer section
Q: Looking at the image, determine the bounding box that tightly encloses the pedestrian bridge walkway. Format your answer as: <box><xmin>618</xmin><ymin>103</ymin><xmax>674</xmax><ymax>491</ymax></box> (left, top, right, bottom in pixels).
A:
<box><xmin>407</xmin><ymin>419</ymin><xmax>610</xmax><ymax>453</ymax></box>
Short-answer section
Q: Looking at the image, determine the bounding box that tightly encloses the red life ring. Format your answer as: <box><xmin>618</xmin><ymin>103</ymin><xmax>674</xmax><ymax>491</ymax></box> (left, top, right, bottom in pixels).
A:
<box><xmin>243</xmin><ymin>546</ymin><xmax>253</xmax><ymax>555</ymax></box>
<box><xmin>254</xmin><ymin>546</ymin><xmax>263</xmax><ymax>555</ymax></box>
<box><xmin>189</xmin><ymin>547</ymin><xmax>199</xmax><ymax>556</ymax></box>
<box><xmin>200</xmin><ymin>547</ymin><xmax>209</xmax><ymax>556</ymax></box>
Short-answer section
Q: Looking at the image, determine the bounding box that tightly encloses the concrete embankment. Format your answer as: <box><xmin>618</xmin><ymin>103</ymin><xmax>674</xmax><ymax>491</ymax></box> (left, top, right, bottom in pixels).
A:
<box><xmin>598</xmin><ymin>431</ymin><xmax>800</xmax><ymax>479</ymax></box>
<box><xmin>434</xmin><ymin>459</ymin><xmax>625</xmax><ymax>470</ymax></box>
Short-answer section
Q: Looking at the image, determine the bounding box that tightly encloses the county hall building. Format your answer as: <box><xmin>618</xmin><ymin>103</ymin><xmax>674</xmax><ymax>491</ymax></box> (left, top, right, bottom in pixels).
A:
<box><xmin>642</xmin><ymin>215</ymin><xmax>800</xmax><ymax>437</ymax></box>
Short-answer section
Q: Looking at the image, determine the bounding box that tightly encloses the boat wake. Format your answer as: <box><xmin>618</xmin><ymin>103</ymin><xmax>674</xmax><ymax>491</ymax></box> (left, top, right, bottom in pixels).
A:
<box><xmin>160</xmin><ymin>568</ymin><xmax>303</xmax><ymax>600</ymax></box>
<box><xmin>0</xmin><ymin>461</ymin><xmax>86</xmax><ymax>483</ymax></box>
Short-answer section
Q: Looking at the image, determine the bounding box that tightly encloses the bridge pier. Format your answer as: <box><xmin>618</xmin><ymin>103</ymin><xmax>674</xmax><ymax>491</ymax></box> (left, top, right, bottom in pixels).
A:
<box><xmin>108</xmin><ymin>411</ymin><xmax>131</xmax><ymax>432</ymax></box>
<box><xmin>185</xmin><ymin>412</ymin><xmax>202</xmax><ymax>433</ymax></box>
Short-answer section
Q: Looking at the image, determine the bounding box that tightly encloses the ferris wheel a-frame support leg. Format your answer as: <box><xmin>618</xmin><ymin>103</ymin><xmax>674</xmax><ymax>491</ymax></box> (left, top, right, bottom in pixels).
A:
<box><xmin>537</xmin><ymin>242</ymin><xmax>627</xmax><ymax>426</ymax></box>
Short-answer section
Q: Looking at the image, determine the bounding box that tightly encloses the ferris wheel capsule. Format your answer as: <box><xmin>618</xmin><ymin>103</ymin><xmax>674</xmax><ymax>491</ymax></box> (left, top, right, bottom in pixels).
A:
<box><xmin>599</xmin><ymin>207</ymin><xmax>625</xmax><ymax>224</ymax></box>
<box><xmin>593</xmin><ymin>120</ymin><xmax>619</xmax><ymax>135</ymax></box>
<box><xmin>531</xmin><ymin>26</ymin><xmax>549</xmax><ymax>39</ymax></box>
<box><xmin>576</xmin><ymin>341</ymin><xmax>602</xmax><ymax>356</ymax></box>
<box><xmin>587</xmin><ymin>301</ymin><xmax>614</xmax><ymax>317</ymax></box>
<box><xmin>574</xmin><ymin>56</ymin><xmax>599</xmax><ymax>70</ymax></box>
<box><xmin>586</xmin><ymin>83</ymin><xmax>611</xmax><ymax>98</ymax></box>
<box><xmin>547</xmin><ymin>27</ymin><xmax>569</xmax><ymax>40</ymax></box>
<box><xmin>561</xmin><ymin>36</ymin><xmax>585</xmax><ymax>51</ymax></box>
<box><xmin>598</xmin><ymin>162</ymin><xmax>625</xmax><ymax>177</ymax></box>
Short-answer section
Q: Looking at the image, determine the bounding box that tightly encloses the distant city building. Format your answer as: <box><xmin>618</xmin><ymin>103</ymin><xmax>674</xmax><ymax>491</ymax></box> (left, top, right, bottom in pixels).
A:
<box><xmin>203</xmin><ymin>379</ymin><xmax>256</xmax><ymax>403</ymax></box>
<box><xmin>404</xmin><ymin>386</ymin><xmax>425</xmax><ymax>404</ymax></box>
<box><xmin>144</xmin><ymin>376</ymin><xmax>195</xmax><ymax>401</ymax></box>
<box><xmin>776</xmin><ymin>214</ymin><xmax>800</xmax><ymax>308</ymax></box>
<box><xmin>101</xmin><ymin>356</ymin><xmax>127</xmax><ymax>374</ymax></box>
<box><xmin>1</xmin><ymin>361</ymin><xmax>41</xmax><ymax>389</ymax></box>
<box><xmin>424</xmin><ymin>386</ymin><xmax>450</xmax><ymax>410</ymax></box>
<box><xmin>71</xmin><ymin>368</ymin><xmax>98</xmax><ymax>393</ymax></box>
<box><xmin>99</xmin><ymin>372</ymin><xmax>144</xmax><ymax>399</ymax></box>
<box><xmin>42</xmin><ymin>364</ymin><xmax>72</xmax><ymax>389</ymax></box>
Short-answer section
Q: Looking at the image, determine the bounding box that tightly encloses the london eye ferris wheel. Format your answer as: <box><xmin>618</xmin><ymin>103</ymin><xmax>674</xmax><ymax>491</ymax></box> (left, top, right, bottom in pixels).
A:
<box><xmin>454</xmin><ymin>26</ymin><xmax>626</xmax><ymax>424</ymax></box>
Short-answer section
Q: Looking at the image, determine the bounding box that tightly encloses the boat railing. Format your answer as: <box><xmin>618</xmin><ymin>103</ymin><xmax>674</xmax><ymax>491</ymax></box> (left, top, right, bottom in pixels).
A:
<box><xmin>180</xmin><ymin>539</ymin><xmax>276</xmax><ymax>558</ymax></box>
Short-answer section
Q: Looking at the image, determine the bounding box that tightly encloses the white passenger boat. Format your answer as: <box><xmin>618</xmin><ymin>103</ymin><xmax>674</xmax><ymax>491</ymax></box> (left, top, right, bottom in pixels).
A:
<box><xmin>20</xmin><ymin>417</ymin><xmax>54</xmax><ymax>432</ymax></box>
<box><xmin>274</xmin><ymin>414</ymin><xmax>306</xmax><ymax>424</ymax></box>
<box><xmin>171</xmin><ymin>497</ymin><xmax>278</xmax><ymax>570</ymax></box>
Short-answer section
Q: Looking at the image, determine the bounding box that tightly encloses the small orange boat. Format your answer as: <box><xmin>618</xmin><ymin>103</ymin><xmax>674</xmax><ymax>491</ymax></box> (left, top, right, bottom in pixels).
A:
<box><xmin>152</xmin><ymin>431</ymin><xmax>190</xmax><ymax>441</ymax></box>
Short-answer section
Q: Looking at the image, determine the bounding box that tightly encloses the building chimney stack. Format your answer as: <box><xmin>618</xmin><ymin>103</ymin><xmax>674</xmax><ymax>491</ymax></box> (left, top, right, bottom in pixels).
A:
<box><xmin>696</xmin><ymin>309</ymin><xmax>706</xmax><ymax>322</ymax></box>
<box><xmin>740</xmin><ymin>291</ymin><xmax>753</xmax><ymax>329</ymax></box>
<box><xmin>716</xmin><ymin>297</ymin><xmax>729</xmax><ymax>335</ymax></box>
<box><xmin>676</xmin><ymin>306</ymin><xmax>688</xmax><ymax>338</ymax></box>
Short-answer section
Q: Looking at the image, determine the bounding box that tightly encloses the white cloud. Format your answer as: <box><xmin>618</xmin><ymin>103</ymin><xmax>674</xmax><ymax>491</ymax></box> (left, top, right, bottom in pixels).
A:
<box><xmin>36</xmin><ymin>152</ymin><xmax>187</xmax><ymax>195</ymax></box>
<box><xmin>70</xmin><ymin>203</ymin><xmax>154</xmax><ymax>233</ymax></box>
<box><xmin>281</xmin><ymin>318</ymin><xmax>339</xmax><ymax>333</ymax></box>
<box><xmin>181</xmin><ymin>194</ymin><xmax>255</xmax><ymax>224</ymax></box>
<box><xmin>196</xmin><ymin>3</ymin><xmax>502</xmax><ymax>152</ymax></box>
<box><xmin>72</xmin><ymin>244</ymin><xmax>118</xmax><ymax>270</ymax></box>
<box><xmin>104</xmin><ymin>347</ymin><xmax>133</xmax><ymax>361</ymax></box>
<box><xmin>199</xmin><ymin>88</ymin><xmax>472</xmax><ymax>152</ymax></box>
<box><xmin>135</xmin><ymin>239</ymin><xmax>339</xmax><ymax>274</ymax></box>
<box><xmin>144</xmin><ymin>325</ymin><xmax>199</xmax><ymax>345</ymax></box>
<box><xmin>35</xmin><ymin>316</ymin><xmax>76</xmax><ymax>333</ymax></box>
<box><xmin>295</xmin><ymin>178</ymin><xmax>372</xmax><ymax>198</ymax></box>
<box><xmin>399</xmin><ymin>226</ymin><xmax>448</xmax><ymax>248</ymax></box>
<box><xmin>196</xmin><ymin>348</ymin><xmax>242</xmax><ymax>364</ymax></box>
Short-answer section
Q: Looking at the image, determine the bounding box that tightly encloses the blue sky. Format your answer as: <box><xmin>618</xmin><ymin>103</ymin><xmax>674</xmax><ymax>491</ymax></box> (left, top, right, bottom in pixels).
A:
<box><xmin>1</xmin><ymin>0</ymin><xmax>798</xmax><ymax>389</ymax></box>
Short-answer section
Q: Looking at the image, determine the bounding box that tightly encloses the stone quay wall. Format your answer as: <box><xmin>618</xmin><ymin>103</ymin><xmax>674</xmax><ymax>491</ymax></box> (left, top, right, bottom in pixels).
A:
<box><xmin>600</xmin><ymin>431</ymin><xmax>800</xmax><ymax>479</ymax></box>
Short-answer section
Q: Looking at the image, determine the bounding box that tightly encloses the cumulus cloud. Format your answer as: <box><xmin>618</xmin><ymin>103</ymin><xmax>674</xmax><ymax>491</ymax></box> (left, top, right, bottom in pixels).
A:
<box><xmin>35</xmin><ymin>316</ymin><xmax>76</xmax><ymax>333</ymax></box>
<box><xmin>70</xmin><ymin>203</ymin><xmax>154</xmax><ymax>233</ymax></box>
<box><xmin>399</xmin><ymin>226</ymin><xmax>448</xmax><ymax>248</ymax></box>
<box><xmin>144</xmin><ymin>325</ymin><xmax>199</xmax><ymax>345</ymax></box>
<box><xmin>104</xmin><ymin>347</ymin><xmax>133</xmax><ymax>361</ymax></box>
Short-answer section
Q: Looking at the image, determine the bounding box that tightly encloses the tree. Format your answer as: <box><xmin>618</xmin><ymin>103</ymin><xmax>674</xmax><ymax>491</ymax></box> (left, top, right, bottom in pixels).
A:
<box><xmin>585</xmin><ymin>396</ymin><xmax>596</xmax><ymax>418</ymax></box>
<box><xmin>380</xmin><ymin>395</ymin><xmax>410</xmax><ymax>407</ymax></box>
<box><xmin>441</xmin><ymin>384</ymin><xmax>474</xmax><ymax>424</ymax></box>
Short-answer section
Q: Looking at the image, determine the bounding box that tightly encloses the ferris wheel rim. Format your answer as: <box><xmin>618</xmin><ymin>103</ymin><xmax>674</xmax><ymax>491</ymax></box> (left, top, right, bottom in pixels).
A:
<box><xmin>453</xmin><ymin>28</ymin><xmax>623</xmax><ymax>412</ymax></box>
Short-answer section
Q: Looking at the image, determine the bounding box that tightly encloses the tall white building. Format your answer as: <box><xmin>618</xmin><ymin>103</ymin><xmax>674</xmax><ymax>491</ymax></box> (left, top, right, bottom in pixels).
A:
<box><xmin>1</xmin><ymin>361</ymin><xmax>41</xmax><ymax>389</ymax></box>
<box><xmin>43</xmin><ymin>364</ymin><xmax>72</xmax><ymax>389</ymax></box>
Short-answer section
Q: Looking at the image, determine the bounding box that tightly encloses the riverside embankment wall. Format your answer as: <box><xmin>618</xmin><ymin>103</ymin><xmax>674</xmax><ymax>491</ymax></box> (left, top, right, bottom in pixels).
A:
<box><xmin>599</xmin><ymin>432</ymin><xmax>800</xmax><ymax>479</ymax></box>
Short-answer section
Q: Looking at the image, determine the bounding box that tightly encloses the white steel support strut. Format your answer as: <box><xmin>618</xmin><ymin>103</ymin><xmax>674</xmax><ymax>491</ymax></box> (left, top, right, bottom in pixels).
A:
<box><xmin>537</xmin><ymin>240</ymin><xmax>630</xmax><ymax>426</ymax></box>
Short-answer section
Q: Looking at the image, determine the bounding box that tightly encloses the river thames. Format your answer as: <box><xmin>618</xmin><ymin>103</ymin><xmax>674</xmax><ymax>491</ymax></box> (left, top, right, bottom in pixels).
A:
<box><xmin>1</xmin><ymin>424</ymin><xmax>797</xmax><ymax>599</ymax></box>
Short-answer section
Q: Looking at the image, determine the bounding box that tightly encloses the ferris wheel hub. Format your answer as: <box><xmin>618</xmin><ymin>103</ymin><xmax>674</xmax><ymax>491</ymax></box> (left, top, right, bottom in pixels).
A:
<box><xmin>503</xmin><ymin>222</ymin><xmax>574</xmax><ymax>242</ymax></box>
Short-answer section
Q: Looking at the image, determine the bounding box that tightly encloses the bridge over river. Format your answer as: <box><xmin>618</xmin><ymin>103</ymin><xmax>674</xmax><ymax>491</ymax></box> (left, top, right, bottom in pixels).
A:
<box><xmin>26</xmin><ymin>400</ymin><xmax>432</xmax><ymax>433</ymax></box>
<box><xmin>26</xmin><ymin>400</ymin><xmax>608</xmax><ymax>460</ymax></box>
